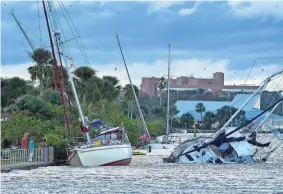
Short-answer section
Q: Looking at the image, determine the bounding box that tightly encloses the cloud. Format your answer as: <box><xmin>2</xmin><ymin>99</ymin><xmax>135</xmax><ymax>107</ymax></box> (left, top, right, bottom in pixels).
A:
<box><xmin>147</xmin><ymin>1</ymin><xmax>184</xmax><ymax>14</ymax></box>
<box><xmin>1</xmin><ymin>63</ymin><xmax>32</xmax><ymax>80</ymax></box>
<box><xmin>179</xmin><ymin>1</ymin><xmax>200</xmax><ymax>16</ymax></box>
<box><xmin>2</xmin><ymin>58</ymin><xmax>281</xmax><ymax>90</ymax></box>
<box><xmin>92</xmin><ymin>58</ymin><xmax>281</xmax><ymax>88</ymax></box>
<box><xmin>227</xmin><ymin>0</ymin><xmax>283</xmax><ymax>20</ymax></box>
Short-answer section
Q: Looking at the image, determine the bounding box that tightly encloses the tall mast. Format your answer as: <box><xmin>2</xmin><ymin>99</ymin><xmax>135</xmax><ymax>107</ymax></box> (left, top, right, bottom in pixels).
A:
<box><xmin>54</xmin><ymin>32</ymin><xmax>77</xmax><ymax>136</ymax></box>
<box><xmin>42</xmin><ymin>0</ymin><xmax>70</xmax><ymax>136</ymax></box>
<box><xmin>10</xmin><ymin>10</ymin><xmax>35</xmax><ymax>51</ymax></box>
<box><xmin>215</xmin><ymin>69</ymin><xmax>283</xmax><ymax>140</ymax></box>
<box><xmin>166</xmin><ymin>44</ymin><xmax>171</xmax><ymax>135</ymax></box>
<box><xmin>116</xmin><ymin>33</ymin><xmax>151</xmax><ymax>140</ymax></box>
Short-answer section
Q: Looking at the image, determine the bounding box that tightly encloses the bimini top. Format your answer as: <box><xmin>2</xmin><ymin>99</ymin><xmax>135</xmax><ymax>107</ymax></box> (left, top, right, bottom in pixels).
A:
<box><xmin>99</xmin><ymin>127</ymin><xmax>121</xmax><ymax>135</ymax></box>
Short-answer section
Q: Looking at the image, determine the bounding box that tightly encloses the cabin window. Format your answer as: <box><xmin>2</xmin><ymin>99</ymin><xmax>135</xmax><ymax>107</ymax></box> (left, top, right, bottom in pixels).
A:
<box><xmin>185</xmin><ymin>153</ymin><xmax>194</xmax><ymax>161</ymax></box>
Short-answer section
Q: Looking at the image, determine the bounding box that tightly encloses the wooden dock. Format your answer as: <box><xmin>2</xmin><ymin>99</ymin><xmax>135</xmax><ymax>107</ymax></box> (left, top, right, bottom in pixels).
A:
<box><xmin>1</xmin><ymin>147</ymin><xmax>54</xmax><ymax>173</ymax></box>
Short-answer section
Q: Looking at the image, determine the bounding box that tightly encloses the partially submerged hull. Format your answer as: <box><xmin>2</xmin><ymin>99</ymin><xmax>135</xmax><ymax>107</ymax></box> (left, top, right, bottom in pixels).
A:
<box><xmin>163</xmin><ymin>129</ymin><xmax>261</xmax><ymax>164</ymax></box>
<box><xmin>68</xmin><ymin>144</ymin><xmax>132</xmax><ymax>166</ymax></box>
<box><xmin>133</xmin><ymin>143</ymin><xmax>177</xmax><ymax>157</ymax></box>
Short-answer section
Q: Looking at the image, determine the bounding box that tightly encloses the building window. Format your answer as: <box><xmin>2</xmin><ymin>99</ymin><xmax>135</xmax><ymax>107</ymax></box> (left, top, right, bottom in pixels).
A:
<box><xmin>208</xmin><ymin>82</ymin><xmax>212</xmax><ymax>84</ymax></box>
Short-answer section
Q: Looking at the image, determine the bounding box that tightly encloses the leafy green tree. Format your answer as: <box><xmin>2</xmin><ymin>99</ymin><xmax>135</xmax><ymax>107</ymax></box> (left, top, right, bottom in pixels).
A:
<box><xmin>28</xmin><ymin>48</ymin><xmax>54</xmax><ymax>96</ymax></box>
<box><xmin>42</xmin><ymin>89</ymin><xmax>61</xmax><ymax>105</ymax></box>
<box><xmin>216</xmin><ymin>105</ymin><xmax>246</xmax><ymax>128</ymax></box>
<box><xmin>1</xmin><ymin>77</ymin><xmax>28</xmax><ymax>107</ymax></box>
<box><xmin>195</xmin><ymin>102</ymin><xmax>206</xmax><ymax>120</ymax></box>
<box><xmin>74</xmin><ymin>66</ymin><xmax>98</xmax><ymax>104</ymax></box>
<box><xmin>124</xmin><ymin>84</ymin><xmax>139</xmax><ymax>119</ymax></box>
<box><xmin>5</xmin><ymin>95</ymin><xmax>53</xmax><ymax>119</ymax></box>
<box><xmin>150</xmin><ymin>106</ymin><xmax>164</xmax><ymax>118</ymax></box>
<box><xmin>180</xmin><ymin>112</ymin><xmax>194</xmax><ymax>129</ymax></box>
<box><xmin>100</xmin><ymin>76</ymin><xmax>121</xmax><ymax>101</ymax></box>
<box><xmin>202</xmin><ymin>111</ymin><xmax>217</xmax><ymax>129</ymax></box>
<box><xmin>158</xmin><ymin>77</ymin><xmax>166</xmax><ymax>91</ymax></box>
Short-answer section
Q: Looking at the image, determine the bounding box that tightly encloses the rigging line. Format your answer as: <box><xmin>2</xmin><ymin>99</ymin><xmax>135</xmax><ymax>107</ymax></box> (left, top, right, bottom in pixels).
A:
<box><xmin>37</xmin><ymin>0</ymin><xmax>42</xmax><ymax>47</ymax></box>
<box><xmin>46</xmin><ymin>1</ymin><xmax>61</xmax><ymax>90</ymax></box>
<box><xmin>59</xmin><ymin>2</ymin><xmax>90</xmax><ymax>67</ymax></box>
<box><xmin>229</xmin><ymin>58</ymin><xmax>264</xmax><ymax>110</ymax></box>
<box><xmin>10</xmin><ymin>10</ymin><xmax>35</xmax><ymax>51</ymax></box>
<box><xmin>50</xmin><ymin>2</ymin><xmax>75</xmax><ymax>64</ymax></box>
<box><xmin>60</xmin><ymin>1</ymin><xmax>90</xmax><ymax>66</ymax></box>
<box><xmin>48</xmin><ymin>1</ymin><xmax>77</xmax><ymax>135</ymax></box>
<box><xmin>59</xmin><ymin>2</ymin><xmax>89</xmax><ymax>65</ymax></box>
<box><xmin>60</xmin><ymin>1</ymin><xmax>90</xmax><ymax>65</ymax></box>
<box><xmin>42</xmin><ymin>0</ymin><xmax>71</xmax><ymax>137</ymax></box>
<box><xmin>41</xmin><ymin>36</ymin><xmax>81</xmax><ymax>49</ymax></box>
<box><xmin>48</xmin><ymin>2</ymin><xmax>68</xmax><ymax>88</ymax></box>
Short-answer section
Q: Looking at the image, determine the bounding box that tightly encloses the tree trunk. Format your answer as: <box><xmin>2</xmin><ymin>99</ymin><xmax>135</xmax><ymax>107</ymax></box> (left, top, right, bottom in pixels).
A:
<box><xmin>130</xmin><ymin>101</ymin><xmax>133</xmax><ymax>119</ymax></box>
<box><xmin>127</xmin><ymin>102</ymin><xmax>130</xmax><ymax>118</ymax></box>
<box><xmin>194</xmin><ymin>127</ymin><xmax>196</xmax><ymax>138</ymax></box>
<box><xmin>39</xmin><ymin>73</ymin><xmax>44</xmax><ymax>96</ymax></box>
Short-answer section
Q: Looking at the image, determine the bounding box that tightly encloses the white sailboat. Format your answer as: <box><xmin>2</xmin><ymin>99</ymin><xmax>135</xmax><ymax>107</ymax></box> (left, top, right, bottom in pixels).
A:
<box><xmin>41</xmin><ymin>2</ymin><xmax>133</xmax><ymax>166</ymax></box>
<box><xmin>65</xmin><ymin>48</ymin><xmax>132</xmax><ymax>166</ymax></box>
<box><xmin>164</xmin><ymin>70</ymin><xmax>283</xmax><ymax>164</ymax></box>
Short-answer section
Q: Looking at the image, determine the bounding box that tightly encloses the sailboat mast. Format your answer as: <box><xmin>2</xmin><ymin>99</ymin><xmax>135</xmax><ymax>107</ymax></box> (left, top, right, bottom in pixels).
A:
<box><xmin>42</xmin><ymin>0</ymin><xmax>71</xmax><ymax>136</ymax></box>
<box><xmin>116</xmin><ymin>33</ymin><xmax>151</xmax><ymax>140</ymax></box>
<box><xmin>166</xmin><ymin>44</ymin><xmax>171</xmax><ymax>135</ymax></box>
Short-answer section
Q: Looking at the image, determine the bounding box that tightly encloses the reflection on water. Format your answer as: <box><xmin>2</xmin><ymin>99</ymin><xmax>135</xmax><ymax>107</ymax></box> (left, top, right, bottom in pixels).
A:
<box><xmin>2</xmin><ymin>146</ymin><xmax>283</xmax><ymax>194</ymax></box>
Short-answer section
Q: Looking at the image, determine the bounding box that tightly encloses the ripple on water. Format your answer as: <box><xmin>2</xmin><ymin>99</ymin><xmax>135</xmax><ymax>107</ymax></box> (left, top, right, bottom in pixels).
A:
<box><xmin>2</xmin><ymin>147</ymin><xmax>283</xmax><ymax>194</ymax></box>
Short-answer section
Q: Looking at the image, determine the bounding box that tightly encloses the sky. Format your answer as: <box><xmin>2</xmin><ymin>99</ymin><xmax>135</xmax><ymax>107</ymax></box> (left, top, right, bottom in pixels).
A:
<box><xmin>1</xmin><ymin>0</ymin><xmax>283</xmax><ymax>87</ymax></box>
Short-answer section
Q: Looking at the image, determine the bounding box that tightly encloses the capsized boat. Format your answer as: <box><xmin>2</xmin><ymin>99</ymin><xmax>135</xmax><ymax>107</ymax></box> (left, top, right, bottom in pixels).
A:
<box><xmin>163</xmin><ymin>70</ymin><xmax>283</xmax><ymax>164</ymax></box>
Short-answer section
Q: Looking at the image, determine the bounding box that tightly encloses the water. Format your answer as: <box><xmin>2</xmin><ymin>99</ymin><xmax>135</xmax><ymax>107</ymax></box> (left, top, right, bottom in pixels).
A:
<box><xmin>2</xmin><ymin>146</ymin><xmax>283</xmax><ymax>194</ymax></box>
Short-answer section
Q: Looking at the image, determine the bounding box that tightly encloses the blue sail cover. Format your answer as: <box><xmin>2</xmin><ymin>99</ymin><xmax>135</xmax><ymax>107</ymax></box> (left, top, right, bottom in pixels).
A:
<box><xmin>91</xmin><ymin>118</ymin><xmax>102</xmax><ymax>128</ymax></box>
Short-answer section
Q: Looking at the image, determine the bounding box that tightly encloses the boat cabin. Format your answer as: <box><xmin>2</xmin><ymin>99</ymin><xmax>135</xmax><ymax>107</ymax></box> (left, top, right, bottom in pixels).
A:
<box><xmin>92</xmin><ymin>127</ymin><xmax>129</xmax><ymax>146</ymax></box>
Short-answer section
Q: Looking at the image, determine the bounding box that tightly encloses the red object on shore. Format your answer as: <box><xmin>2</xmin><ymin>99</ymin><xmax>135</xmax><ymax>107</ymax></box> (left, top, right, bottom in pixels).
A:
<box><xmin>21</xmin><ymin>137</ymin><xmax>28</xmax><ymax>149</ymax></box>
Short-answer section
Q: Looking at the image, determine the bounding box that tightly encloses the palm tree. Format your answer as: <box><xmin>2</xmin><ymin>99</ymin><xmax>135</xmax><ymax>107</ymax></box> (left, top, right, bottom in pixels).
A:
<box><xmin>101</xmin><ymin>76</ymin><xmax>121</xmax><ymax>101</ymax></box>
<box><xmin>74</xmin><ymin>66</ymin><xmax>99</xmax><ymax>104</ymax></box>
<box><xmin>124</xmin><ymin>84</ymin><xmax>139</xmax><ymax>119</ymax></box>
<box><xmin>28</xmin><ymin>48</ymin><xmax>53</xmax><ymax>96</ymax></box>
<box><xmin>195</xmin><ymin>102</ymin><xmax>206</xmax><ymax>121</ymax></box>
<box><xmin>158</xmin><ymin>76</ymin><xmax>166</xmax><ymax>106</ymax></box>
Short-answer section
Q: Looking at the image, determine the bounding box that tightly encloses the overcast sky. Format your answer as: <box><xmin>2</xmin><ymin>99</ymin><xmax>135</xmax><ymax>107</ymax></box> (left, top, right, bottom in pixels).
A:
<box><xmin>1</xmin><ymin>1</ymin><xmax>283</xmax><ymax>86</ymax></box>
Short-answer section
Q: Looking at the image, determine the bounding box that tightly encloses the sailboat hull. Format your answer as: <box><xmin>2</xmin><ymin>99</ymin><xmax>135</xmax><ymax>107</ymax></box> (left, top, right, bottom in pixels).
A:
<box><xmin>68</xmin><ymin>144</ymin><xmax>132</xmax><ymax>166</ymax></box>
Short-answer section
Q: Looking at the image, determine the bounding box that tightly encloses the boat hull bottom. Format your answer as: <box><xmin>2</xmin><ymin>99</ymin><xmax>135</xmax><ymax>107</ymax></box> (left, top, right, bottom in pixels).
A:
<box><xmin>102</xmin><ymin>158</ymin><xmax>131</xmax><ymax>166</ymax></box>
<box><xmin>68</xmin><ymin>144</ymin><xmax>132</xmax><ymax>167</ymax></box>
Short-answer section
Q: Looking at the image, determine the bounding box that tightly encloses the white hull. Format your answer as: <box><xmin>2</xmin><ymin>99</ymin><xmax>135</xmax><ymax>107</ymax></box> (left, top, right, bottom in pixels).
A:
<box><xmin>69</xmin><ymin>144</ymin><xmax>132</xmax><ymax>166</ymax></box>
<box><xmin>134</xmin><ymin>143</ymin><xmax>177</xmax><ymax>157</ymax></box>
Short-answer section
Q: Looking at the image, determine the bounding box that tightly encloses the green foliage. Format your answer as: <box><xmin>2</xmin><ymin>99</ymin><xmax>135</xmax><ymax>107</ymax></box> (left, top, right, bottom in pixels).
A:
<box><xmin>202</xmin><ymin>111</ymin><xmax>217</xmax><ymax>129</ymax></box>
<box><xmin>195</xmin><ymin>102</ymin><xmax>206</xmax><ymax>120</ymax></box>
<box><xmin>6</xmin><ymin>95</ymin><xmax>53</xmax><ymax>119</ymax></box>
<box><xmin>1</xmin><ymin>77</ymin><xmax>28</xmax><ymax>107</ymax></box>
<box><xmin>73</xmin><ymin>66</ymin><xmax>121</xmax><ymax>104</ymax></box>
<box><xmin>28</xmin><ymin>48</ymin><xmax>54</xmax><ymax>96</ymax></box>
<box><xmin>42</xmin><ymin>89</ymin><xmax>61</xmax><ymax>105</ymax></box>
<box><xmin>1</xmin><ymin>113</ymin><xmax>66</xmax><ymax>148</ymax></box>
<box><xmin>158</xmin><ymin>77</ymin><xmax>166</xmax><ymax>91</ymax></box>
<box><xmin>147</xmin><ymin>119</ymin><xmax>166</xmax><ymax>138</ymax></box>
<box><xmin>124</xmin><ymin>84</ymin><xmax>139</xmax><ymax>102</ymax></box>
<box><xmin>180</xmin><ymin>112</ymin><xmax>194</xmax><ymax>129</ymax></box>
<box><xmin>216</xmin><ymin>105</ymin><xmax>246</xmax><ymax>128</ymax></box>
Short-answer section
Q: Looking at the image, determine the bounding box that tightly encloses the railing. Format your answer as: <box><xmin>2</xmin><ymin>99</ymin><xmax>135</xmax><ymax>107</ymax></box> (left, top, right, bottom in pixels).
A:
<box><xmin>1</xmin><ymin>147</ymin><xmax>54</xmax><ymax>170</ymax></box>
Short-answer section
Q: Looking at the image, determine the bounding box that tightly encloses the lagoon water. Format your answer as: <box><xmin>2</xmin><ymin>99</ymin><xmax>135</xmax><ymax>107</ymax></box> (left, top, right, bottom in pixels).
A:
<box><xmin>2</xmin><ymin>146</ymin><xmax>283</xmax><ymax>194</ymax></box>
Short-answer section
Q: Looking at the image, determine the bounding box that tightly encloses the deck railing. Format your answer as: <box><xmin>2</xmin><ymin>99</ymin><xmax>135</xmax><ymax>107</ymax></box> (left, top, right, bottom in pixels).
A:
<box><xmin>1</xmin><ymin>147</ymin><xmax>54</xmax><ymax>169</ymax></box>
